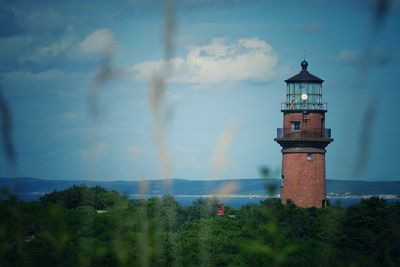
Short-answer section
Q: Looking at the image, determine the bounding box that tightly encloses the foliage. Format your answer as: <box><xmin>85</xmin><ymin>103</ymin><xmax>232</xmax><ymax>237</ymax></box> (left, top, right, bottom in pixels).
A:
<box><xmin>0</xmin><ymin>187</ymin><xmax>399</xmax><ymax>266</ymax></box>
<box><xmin>40</xmin><ymin>185</ymin><xmax>125</xmax><ymax>210</ymax></box>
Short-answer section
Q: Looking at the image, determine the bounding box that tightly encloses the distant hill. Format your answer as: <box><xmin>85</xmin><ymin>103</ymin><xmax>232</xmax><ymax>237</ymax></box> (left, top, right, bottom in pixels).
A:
<box><xmin>0</xmin><ymin>177</ymin><xmax>399</xmax><ymax>200</ymax></box>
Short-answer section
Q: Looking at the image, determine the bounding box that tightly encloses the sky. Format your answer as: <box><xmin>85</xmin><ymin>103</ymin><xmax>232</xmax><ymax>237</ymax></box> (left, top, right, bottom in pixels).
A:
<box><xmin>0</xmin><ymin>0</ymin><xmax>400</xmax><ymax>181</ymax></box>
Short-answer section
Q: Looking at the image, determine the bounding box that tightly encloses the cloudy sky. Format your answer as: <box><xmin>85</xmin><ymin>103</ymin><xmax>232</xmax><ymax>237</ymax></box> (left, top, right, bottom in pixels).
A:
<box><xmin>0</xmin><ymin>0</ymin><xmax>399</xmax><ymax>181</ymax></box>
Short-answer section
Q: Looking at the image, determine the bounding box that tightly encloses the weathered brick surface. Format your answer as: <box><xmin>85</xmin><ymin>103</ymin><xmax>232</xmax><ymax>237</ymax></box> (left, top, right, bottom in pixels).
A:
<box><xmin>283</xmin><ymin>113</ymin><xmax>324</xmax><ymax>131</ymax></box>
<box><xmin>281</xmin><ymin>152</ymin><xmax>326</xmax><ymax>208</ymax></box>
<box><xmin>279</xmin><ymin>111</ymin><xmax>328</xmax><ymax>208</ymax></box>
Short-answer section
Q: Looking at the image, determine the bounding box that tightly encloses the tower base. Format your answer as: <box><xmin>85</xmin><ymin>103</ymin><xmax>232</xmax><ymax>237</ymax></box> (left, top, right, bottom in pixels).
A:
<box><xmin>280</xmin><ymin>148</ymin><xmax>327</xmax><ymax>208</ymax></box>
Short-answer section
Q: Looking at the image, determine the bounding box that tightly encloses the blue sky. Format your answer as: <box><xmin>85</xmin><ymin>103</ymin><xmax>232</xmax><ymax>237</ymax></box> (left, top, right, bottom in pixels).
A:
<box><xmin>0</xmin><ymin>0</ymin><xmax>399</xmax><ymax>181</ymax></box>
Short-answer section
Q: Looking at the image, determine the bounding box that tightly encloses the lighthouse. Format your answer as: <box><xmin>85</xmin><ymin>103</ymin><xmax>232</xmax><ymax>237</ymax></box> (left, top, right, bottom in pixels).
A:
<box><xmin>275</xmin><ymin>60</ymin><xmax>333</xmax><ymax>208</ymax></box>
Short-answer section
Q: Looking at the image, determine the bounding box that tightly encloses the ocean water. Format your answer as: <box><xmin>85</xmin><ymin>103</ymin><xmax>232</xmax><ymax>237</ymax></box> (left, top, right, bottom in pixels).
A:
<box><xmin>130</xmin><ymin>195</ymin><xmax>400</xmax><ymax>208</ymax></box>
<box><xmin>14</xmin><ymin>193</ymin><xmax>399</xmax><ymax>207</ymax></box>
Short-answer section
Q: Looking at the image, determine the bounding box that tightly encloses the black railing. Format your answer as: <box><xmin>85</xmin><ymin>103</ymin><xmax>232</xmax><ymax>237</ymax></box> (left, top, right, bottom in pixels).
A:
<box><xmin>281</xmin><ymin>102</ymin><xmax>327</xmax><ymax>111</ymax></box>
<box><xmin>276</xmin><ymin>128</ymin><xmax>332</xmax><ymax>139</ymax></box>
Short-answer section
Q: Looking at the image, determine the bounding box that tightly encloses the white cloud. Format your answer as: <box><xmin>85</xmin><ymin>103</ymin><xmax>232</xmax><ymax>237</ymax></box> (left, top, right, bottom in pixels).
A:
<box><xmin>130</xmin><ymin>38</ymin><xmax>278</xmax><ymax>84</ymax></box>
<box><xmin>0</xmin><ymin>27</ymin><xmax>118</xmax><ymax>71</ymax></box>
<box><xmin>336</xmin><ymin>48</ymin><xmax>391</xmax><ymax>66</ymax></box>
<box><xmin>39</xmin><ymin>26</ymin><xmax>75</xmax><ymax>57</ymax></box>
<box><xmin>77</xmin><ymin>28</ymin><xmax>118</xmax><ymax>57</ymax></box>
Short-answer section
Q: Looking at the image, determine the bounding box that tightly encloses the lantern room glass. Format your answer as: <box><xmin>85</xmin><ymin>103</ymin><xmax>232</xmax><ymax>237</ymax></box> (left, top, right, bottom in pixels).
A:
<box><xmin>285</xmin><ymin>83</ymin><xmax>323</xmax><ymax>110</ymax></box>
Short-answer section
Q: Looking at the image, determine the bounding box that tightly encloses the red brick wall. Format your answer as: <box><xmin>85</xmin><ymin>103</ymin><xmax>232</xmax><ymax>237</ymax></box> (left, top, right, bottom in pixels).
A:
<box><xmin>283</xmin><ymin>113</ymin><xmax>324</xmax><ymax>131</ymax></box>
<box><xmin>281</xmin><ymin>152</ymin><xmax>326</xmax><ymax>208</ymax></box>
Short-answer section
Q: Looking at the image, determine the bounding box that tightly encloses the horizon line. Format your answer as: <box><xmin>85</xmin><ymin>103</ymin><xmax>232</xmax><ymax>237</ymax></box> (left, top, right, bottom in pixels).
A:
<box><xmin>1</xmin><ymin>177</ymin><xmax>400</xmax><ymax>183</ymax></box>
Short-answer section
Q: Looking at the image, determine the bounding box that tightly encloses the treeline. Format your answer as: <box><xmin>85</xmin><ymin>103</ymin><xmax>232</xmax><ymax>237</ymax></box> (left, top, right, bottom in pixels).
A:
<box><xmin>0</xmin><ymin>185</ymin><xmax>399</xmax><ymax>267</ymax></box>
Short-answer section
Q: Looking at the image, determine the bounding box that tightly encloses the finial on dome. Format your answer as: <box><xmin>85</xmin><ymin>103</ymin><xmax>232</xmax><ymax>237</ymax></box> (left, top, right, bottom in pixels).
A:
<box><xmin>301</xmin><ymin>60</ymin><xmax>308</xmax><ymax>71</ymax></box>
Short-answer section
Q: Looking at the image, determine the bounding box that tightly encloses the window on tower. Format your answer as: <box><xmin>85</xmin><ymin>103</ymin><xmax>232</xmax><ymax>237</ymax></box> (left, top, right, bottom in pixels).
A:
<box><xmin>307</xmin><ymin>153</ymin><xmax>313</xmax><ymax>161</ymax></box>
<box><xmin>291</xmin><ymin>122</ymin><xmax>301</xmax><ymax>131</ymax></box>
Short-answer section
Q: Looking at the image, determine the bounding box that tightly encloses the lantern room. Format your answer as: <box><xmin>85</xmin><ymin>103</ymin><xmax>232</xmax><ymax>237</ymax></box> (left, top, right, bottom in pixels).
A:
<box><xmin>283</xmin><ymin>60</ymin><xmax>326</xmax><ymax>111</ymax></box>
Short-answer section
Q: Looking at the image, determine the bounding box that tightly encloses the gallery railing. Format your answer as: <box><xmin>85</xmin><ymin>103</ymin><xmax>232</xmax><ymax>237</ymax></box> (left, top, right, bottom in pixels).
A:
<box><xmin>276</xmin><ymin>128</ymin><xmax>332</xmax><ymax>139</ymax></box>
<box><xmin>281</xmin><ymin>102</ymin><xmax>327</xmax><ymax>111</ymax></box>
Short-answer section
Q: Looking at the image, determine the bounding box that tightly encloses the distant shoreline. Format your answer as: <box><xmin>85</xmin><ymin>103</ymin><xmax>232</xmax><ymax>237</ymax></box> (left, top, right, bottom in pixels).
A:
<box><xmin>2</xmin><ymin>177</ymin><xmax>400</xmax><ymax>202</ymax></box>
<box><xmin>128</xmin><ymin>194</ymin><xmax>399</xmax><ymax>199</ymax></box>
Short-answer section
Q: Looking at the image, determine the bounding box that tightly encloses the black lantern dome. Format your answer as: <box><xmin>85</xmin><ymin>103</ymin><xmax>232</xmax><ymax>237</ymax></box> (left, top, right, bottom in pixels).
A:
<box><xmin>285</xmin><ymin>60</ymin><xmax>324</xmax><ymax>83</ymax></box>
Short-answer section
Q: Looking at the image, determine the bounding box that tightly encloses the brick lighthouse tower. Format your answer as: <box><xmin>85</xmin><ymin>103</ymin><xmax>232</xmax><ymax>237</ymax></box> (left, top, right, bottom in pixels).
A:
<box><xmin>275</xmin><ymin>60</ymin><xmax>333</xmax><ymax>208</ymax></box>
